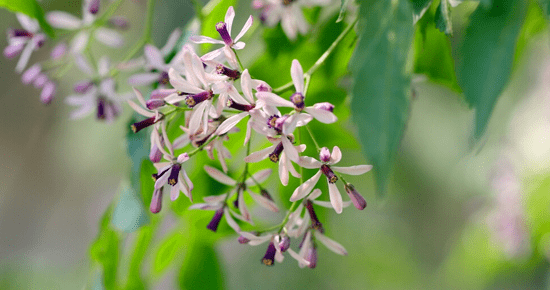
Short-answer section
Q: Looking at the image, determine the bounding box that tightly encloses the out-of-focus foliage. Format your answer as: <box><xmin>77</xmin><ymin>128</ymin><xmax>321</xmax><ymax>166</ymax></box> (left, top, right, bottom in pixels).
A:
<box><xmin>0</xmin><ymin>0</ymin><xmax>54</xmax><ymax>36</ymax></box>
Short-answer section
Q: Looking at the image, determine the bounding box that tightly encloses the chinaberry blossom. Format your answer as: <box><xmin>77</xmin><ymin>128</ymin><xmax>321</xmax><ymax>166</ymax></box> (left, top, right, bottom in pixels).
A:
<box><xmin>47</xmin><ymin>0</ymin><xmax>123</xmax><ymax>53</ymax></box>
<box><xmin>4</xmin><ymin>14</ymin><xmax>46</xmax><ymax>73</ymax></box>
<box><xmin>253</xmin><ymin>0</ymin><xmax>330</xmax><ymax>40</ymax></box>
<box><xmin>238</xmin><ymin>231</ymin><xmax>309</xmax><ymax>266</ymax></box>
<box><xmin>257</xmin><ymin>59</ymin><xmax>337</xmax><ymax>124</ymax></box>
<box><xmin>190</xmin><ymin>6</ymin><xmax>253</xmax><ymax>68</ymax></box>
<box><xmin>291</xmin><ymin>146</ymin><xmax>372</xmax><ymax>213</ymax></box>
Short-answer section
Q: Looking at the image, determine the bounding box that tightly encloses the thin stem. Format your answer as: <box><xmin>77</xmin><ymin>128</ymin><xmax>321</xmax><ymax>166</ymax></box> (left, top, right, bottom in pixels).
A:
<box><xmin>272</xmin><ymin>17</ymin><xmax>358</xmax><ymax>95</ymax></box>
<box><xmin>233</xmin><ymin>48</ymin><xmax>244</xmax><ymax>71</ymax></box>
<box><xmin>188</xmin><ymin>135</ymin><xmax>219</xmax><ymax>157</ymax></box>
<box><xmin>305</xmin><ymin>125</ymin><xmax>321</xmax><ymax>151</ymax></box>
<box><xmin>94</xmin><ymin>0</ymin><xmax>125</xmax><ymax>27</ymax></box>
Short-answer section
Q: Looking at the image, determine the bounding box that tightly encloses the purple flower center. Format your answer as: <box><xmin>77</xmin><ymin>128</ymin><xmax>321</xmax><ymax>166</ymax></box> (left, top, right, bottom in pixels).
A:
<box><xmin>319</xmin><ymin>147</ymin><xmax>331</xmax><ymax>163</ymax></box>
<box><xmin>279</xmin><ymin>236</ymin><xmax>290</xmax><ymax>252</ymax></box>
<box><xmin>227</xmin><ymin>98</ymin><xmax>255</xmax><ymax>111</ymax></box>
<box><xmin>9</xmin><ymin>28</ymin><xmax>33</xmax><ymax>38</ymax></box>
<box><xmin>168</xmin><ymin>163</ymin><xmax>182</xmax><ymax>186</ymax></box>
<box><xmin>269</xmin><ymin>142</ymin><xmax>284</xmax><ymax>163</ymax></box>
<box><xmin>305</xmin><ymin>200</ymin><xmax>324</xmax><ymax>233</ymax></box>
<box><xmin>158</xmin><ymin>71</ymin><xmax>170</xmax><ymax>85</ymax></box>
<box><xmin>207</xmin><ymin>208</ymin><xmax>225</xmax><ymax>232</ymax></box>
<box><xmin>216</xmin><ymin>22</ymin><xmax>233</xmax><ymax>46</ymax></box>
<box><xmin>261</xmin><ymin>242</ymin><xmax>277</xmax><ymax>266</ymax></box>
<box><xmin>131</xmin><ymin>116</ymin><xmax>161</xmax><ymax>133</ymax></box>
<box><xmin>290</xmin><ymin>92</ymin><xmax>305</xmax><ymax>111</ymax></box>
<box><xmin>216</xmin><ymin>64</ymin><xmax>241</xmax><ymax>80</ymax></box>
<box><xmin>185</xmin><ymin>90</ymin><xmax>213</xmax><ymax>107</ymax></box>
<box><xmin>320</xmin><ymin>164</ymin><xmax>338</xmax><ymax>184</ymax></box>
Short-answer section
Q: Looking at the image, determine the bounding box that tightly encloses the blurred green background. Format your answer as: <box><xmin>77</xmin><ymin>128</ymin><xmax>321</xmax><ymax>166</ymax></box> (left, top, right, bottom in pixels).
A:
<box><xmin>2</xmin><ymin>0</ymin><xmax>550</xmax><ymax>289</ymax></box>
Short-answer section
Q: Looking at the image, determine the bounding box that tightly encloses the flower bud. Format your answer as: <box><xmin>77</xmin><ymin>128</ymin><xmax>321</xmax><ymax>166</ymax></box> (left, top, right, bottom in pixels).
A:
<box><xmin>261</xmin><ymin>242</ymin><xmax>277</xmax><ymax>266</ymax></box>
<box><xmin>74</xmin><ymin>81</ymin><xmax>94</xmax><ymax>94</ymax></box>
<box><xmin>21</xmin><ymin>64</ymin><xmax>41</xmax><ymax>85</ymax></box>
<box><xmin>345</xmin><ymin>184</ymin><xmax>367</xmax><ymax>210</ymax></box>
<box><xmin>40</xmin><ymin>82</ymin><xmax>56</xmax><ymax>105</ymax></box>
<box><xmin>207</xmin><ymin>208</ymin><xmax>225</xmax><ymax>232</ymax></box>
<box><xmin>150</xmin><ymin>188</ymin><xmax>163</xmax><ymax>214</ymax></box>
<box><xmin>50</xmin><ymin>42</ymin><xmax>67</xmax><ymax>60</ymax></box>
<box><xmin>279</xmin><ymin>236</ymin><xmax>290</xmax><ymax>252</ymax></box>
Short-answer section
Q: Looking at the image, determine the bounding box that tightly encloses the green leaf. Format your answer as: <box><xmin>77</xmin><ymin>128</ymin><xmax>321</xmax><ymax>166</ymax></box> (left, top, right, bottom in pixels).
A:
<box><xmin>178</xmin><ymin>239</ymin><xmax>224</xmax><ymax>290</ymax></box>
<box><xmin>411</xmin><ymin>0</ymin><xmax>433</xmax><ymax>22</ymax></box>
<box><xmin>337</xmin><ymin>0</ymin><xmax>350</xmax><ymax>22</ymax></box>
<box><xmin>0</xmin><ymin>0</ymin><xmax>54</xmax><ymax>37</ymax></box>
<box><xmin>153</xmin><ymin>232</ymin><xmax>184</xmax><ymax>275</ymax></box>
<box><xmin>90</xmin><ymin>205</ymin><xmax>120</xmax><ymax>290</ymax></box>
<box><xmin>350</xmin><ymin>1</ymin><xmax>414</xmax><ymax>196</ymax></box>
<box><xmin>456</xmin><ymin>0</ymin><xmax>527</xmax><ymax>139</ymax></box>
<box><xmin>435</xmin><ymin>0</ymin><xmax>453</xmax><ymax>35</ymax></box>
<box><xmin>199</xmin><ymin>0</ymin><xmax>238</xmax><ymax>53</ymax></box>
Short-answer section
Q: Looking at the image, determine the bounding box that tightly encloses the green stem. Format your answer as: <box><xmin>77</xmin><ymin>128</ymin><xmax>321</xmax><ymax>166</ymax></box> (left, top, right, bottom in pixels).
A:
<box><xmin>188</xmin><ymin>135</ymin><xmax>219</xmax><ymax>157</ymax></box>
<box><xmin>233</xmin><ymin>48</ymin><xmax>245</xmax><ymax>71</ymax></box>
<box><xmin>95</xmin><ymin>0</ymin><xmax>126</xmax><ymax>27</ymax></box>
<box><xmin>305</xmin><ymin>125</ymin><xmax>321</xmax><ymax>151</ymax></box>
<box><xmin>272</xmin><ymin>17</ymin><xmax>358</xmax><ymax>95</ymax></box>
<box><xmin>190</xmin><ymin>0</ymin><xmax>205</xmax><ymax>23</ymax></box>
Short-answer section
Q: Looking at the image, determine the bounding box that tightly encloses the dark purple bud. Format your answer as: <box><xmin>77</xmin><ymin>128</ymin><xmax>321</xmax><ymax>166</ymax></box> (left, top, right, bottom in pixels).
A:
<box><xmin>21</xmin><ymin>64</ymin><xmax>41</xmax><ymax>85</ymax></box>
<box><xmin>109</xmin><ymin>16</ymin><xmax>129</xmax><ymax>30</ymax></box>
<box><xmin>150</xmin><ymin>188</ymin><xmax>163</xmax><ymax>213</ymax></box>
<box><xmin>279</xmin><ymin>236</ymin><xmax>290</xmax><ymax>252</ymax></box>
<box><xmin>74</xmin><ymin>81</ymin><xmax>94</xmax><ymax>94</ymax></box>
<box><xmin>261</xmin><ymin>242</ymin><xmax>277</xmax><ymax>266</ymax></box>
<box><xmin>50</xmin><ymin>43</ymin><xmax>67</xmax><ymax>60</ymax></box>
<box><xmin>305</xmin><ymin>200</ymin><xmax>324</xmax><ymax>233</ymax></box>
<box><xmin>320</xmin><ymin>164</ymin><xmax>338</xmax><ymax>184</ymax></box>
<box><xmin>88</xmin><ymin>0</ymin><xmax>100</xmax><ymax>14</ymax></box>
<box><xmin>269</xmin><ymin>142</ymin><xmax>284</xmax><ymax>163</ymax></box>
<box><xmin>313</xmin><ymin>102</ymin><xmax>334</xmax><ymax>113</ymax></box>
<box><xmin>167</xmin><ymin>163</ymin><xmax>181</xmax><ymax>186</ymax></box>
<box><xmin>8</xmin><ymin>28</ymin><xmax>32</xmax><ymax>38</ymax></box>
<box><xmin>306</xmin><ymin>245</ymin><xmax>318</xmax><ymax>268</ymax></box>
<box><xmin>146</xmin><ymin>99</ymin><xmax>165</xmax><ymax>110</ymax></box>
<box><xmin>260</xmin><ymin>189</ymin><xmax>273</xmax><ymax>201</ymax></box>
<box><xmin>33</xmin><ymin>74</ymin><xmax>48</xmax><ymax>89</ymax></box>
<box><xmin>207</xmin><ymin>208</ymin><xmax>225</xmax><ymax>232</ymax></box>
<box><xmin>40</xmin><ymin>82</ymin><xmax>56</xmax><ymax>105</ymax></box>
<box><xmin>216</xmin><ymin>64</ymin><xmax>241</xmax><ymax>80</ymax></box>
<box><xmin>215</xmin><ymin>22</ymin><xmax>233</xmax><ymax>46</ymax></box>
<box><xmin>319</xmin><ymin>147</ymin><xmax>331</xmax><ymax>163</ymax></box>
<box><xmin>238</xmin><ymin>235</ymin><xmax>251</xmax><ymax>244</ymax></box>
<box><xmin>290</xmin><ymin>92</ymin><xmax>305</xmax><ymax>111</ymax></box>
<box><xmin>131</xmin><ymin>116</ymin><xmax>157</xmax><ymax>133</ymax></box>
<box><xmin>97</xmin><ymin>97</ymin><xmax>106</xmax><ymax>120</ymax></box>
<box><xmin>185</xmin><ymin>90</ymin><xmax>213</xmax><ymax>107</ymax></box>
<box><xmin>3</xmin><ymin>43</ymin><xmax>24</xmax><ymax>59</ymax></box>
<box><xmin>158</xmin><ymin>71</ymin><xmax>169</xmax><ymax>85</ymax></box>
<box><xmin>149</xmin><ymin>142</ymin><xmax>163</xmax><ymax>163</ymax></box>
<box><xmin>345</xmin><ymin>183</ymin><xmax>367</xmax><ymax>210</ymax></box>
<box><xmin>151</xmin><ymin>88</ymin><xmax>176</xmax><ymax>99</ymax></box>
<box><xmin>227</xmin><ymin>98</ymin><xmax>255</xmax><ymax>111</ymax></box>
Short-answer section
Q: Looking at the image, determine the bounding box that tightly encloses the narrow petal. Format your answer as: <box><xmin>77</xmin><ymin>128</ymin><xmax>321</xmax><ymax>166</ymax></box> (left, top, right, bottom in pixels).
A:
<box><xmin>15</xmin><ymin>42</ymin><xmax>34</xmax><ymax>73</ymax></box>
<box><xmin>127</xmin><ymin>100</ymin><xmax>154</xmax><ymax>118</ymax></box>
<box><xmin>224</xmin><ymin>207</ymin><xmax>241</xmax><ymax>232</ymax></box>
<box><xmin>128</xmin><ymin>73</ymin><xmax>161</xmax><ymax>86</ymax></box>
<box><xmin>256</xmin><ymin>92</ymin><xmax>294</xmax><ymax>108</ymax></box>
<box><xmin>330</xmin><ymin>146</ymin><xmax>342</xmax><ymax>164</ymax></box>
<box><xmin>328</xmin><ymin>182</ymin><xmax>343</xmax><ymax>214</ymax></box>
<box><xmin>189</xmin><ymin>35</ymin><xmax>224</xmax><ymax>44</ymax></box>
<box><xmin>244</xmin><ymin>145</ymin><xmax>274</xmax><ymax>163</ymax></box>
<box><xmin>216</xmin><ymin>112</ymin><xmax>248</xmax><ymax>135</ymax></box>
<box><xmin>314</xmin><ymin>231</ymin><xmax>348</xmax><ymax>256</ymax></box>
<box><xmin>308</xmin><ymin>188</ymin><xmax>322</xmax><ymax>200</ymax></box>
<box><xmin>238</xmin><ymin>191</ymin><xmax>251</xmax><ymax>221</ymax></box>
<box><xmin>225</xmin><ymin>6</ymin><xmax>235</xmax><ymax>35</ymax></box>
<box><xmin>144</xmin><ymin>44</ymin><xmax>165</xmax><ymax>69</ymax></box>
<box><xmin>17</xmin><ymin>13</ymin><xmax>39</xmax><ymax>32</ymax></box>
<box><xmin>304</xmin><ymin>106</ymin><xmax>337</xmax><ymax>124</ymax></box>
<box><xmin>232</xmin><ymin>41</ymin><xmax>245</xmax><ymax>50</ymax></box>
<box><xmin>290</xmin><ymin>170</ymin><xmax>322</xmax><ymax>202</ymax></box>
<box><xmin>332</xmin><ymin>165</ymin><xmax>373</xmax><ymax>175</ymax></box>
<box><xmin>291</xmin><ymin>59</ymin><xmax>304</xmax><ymax>93</ymax></box>
<box><xmin>245</xmin><ymin>168</ymin><xmax>272</xmax><ymax>185</ymax></box>
<box><xmin>203</xmin><ymin>193</ymin><xmax>227</xmax><ymax>203</ymax></box>
<box><xmin>168</xmin><ymin>68</ymin><xmax>202</xmax><ymax>94</ymax></box>
<box><xmin>288</xmin><ymin>248</ymin><xmax>310</xmax><ymax>266</ymax></box>
<box><xmin>298</xmin><ymin>156</ymin><xmax>322</xmax><ymax>169</ymax></box>
<box><xmin>70</xmin><ymin>31</ymin><xmax>90</xmax><ymax>53</ymax></box>
<box><xmin>279</xmin><ymin>153</ymin><xmax>290</xmax><ymax>186</ymax></box>
<box><xmin>170</xmin><ymin>183</ymin><xmax>180</xmax><ymax>201</ymax></box>
<box><xmin>294</xmin><ymin>113</ymin><xmax>313</xmax><ymax>127</ymax></box>
<box><xmin>247</xmin><ymin>234</ymin><xmax>273</xmax><ymax>246</ymax></box>
<box><xmin>204</xmin><ymin>165</ymin><xmax>237</xmax><ymax>186</ymax></box>
<box><xmin>312</xmin><ymin>200</ymin><xmax>352</xmax><ymax>208</ymax></box>
<box><xmin>94</xmin><ymin>27</ymin><xmax>124</xmax><ymax>47</ymax></box>
<box><xmin>287</xmin><ymin>155</ymin><xmax>301</xmax><ymax>178</ymax></box>
<box><xmin>234</xmin><ymin>15</ymin><xmax>254</xmax><ymax>42</ymax></box>
<box><xmin>161</xmin><ymin>28</ymin><xmax>182</xmax><ymax>55</ymax></box>
<box><xmin>98</xmin><ymin>57</ymin><xmax>110</xmax><ymax>77</ymax></box>
<box><xmin>281</xmin><ymin>136</ymin><xmax>299</xmax><ymax>162</ymax></box>
<box><xmin>189</xmin><ymin>203</ymin><xmax>222</xmax><ymax>210</ymax></box>
<box><xmin>73</xmin><ymin>53</ymin><xmax>94</xmax><ymax>76</ymax></box>
<box><xmin>188</xmin><ymin>101</ymin><xmax>208</xmax><ymax>134</ymax></box>
<box><xmin>248</xmin><ymin>190</ymin><xmax>279</xmax><ymax>213</ymax></box>
<box><xmin>47</xmin><ymin>11</ymin><xmax>82</xmax><ymax>29</ymax></box>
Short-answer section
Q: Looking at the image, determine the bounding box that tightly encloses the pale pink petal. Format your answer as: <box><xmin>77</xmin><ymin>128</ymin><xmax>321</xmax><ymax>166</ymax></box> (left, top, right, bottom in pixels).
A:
<box><xmin>144</xmin><ymin>44</ymin><xmax>165</xmax><ymax>69</ymax></box>
<box><xmin>189</xmin><ymin>203</ymin><xmax>222</xmax><ymax>210</ymax></box>
<box><xmin>288</xmin><ymin>248</ymin><xmax>310</xmax><ymax>266</ymax></box>
<box><xmin>127</xmin><ymin>100</ymin><xmax>154</xmax><ymax>118</ymax></box>
<box><xmin>330</xmin><ymin>146</ymin><xmax>342</xmax><ymax>164</ymax></box>
<box><xmin>332</xmin><ymin>165</ymin><xmax>373</xmax><ymax>175</ymax></box>
<box><xmin>290</xmin><ymin>170</ymin><xmax>322</xmax><ymax>201</ymax></box>
<box><xmin>291</xmin><ymin>59</ymin><xmax>304</xmax><ymax>93</ymax></box>
<box><xmin>160</xmin><ymin>28</ymin><xmax>182</xmax><ymax>56</ymax></box>
<box><xmin>17</xmin><ymin>13</ymin><xmax>39</xmax><ymax>32</ymax></box>
<box><xmin>232</xmin><ymin>42</ymin><xmax>245</xmax><ymax>50</ymax></box>
<box><xmin>97</xmin><ymin>56</ymin><xmax>110</xmax><ymax>77</ymax></box>
<box><xmin>73</xmin><ymin>53</ymin><xmax>94</xmax><ymax>76</ymax></box>
<box><xmin>238</xmin><ymin>191</ymin><xmax>251</xmax><ymax>221</ymax></box>
<box><xmin>234</xmin><ymin>15</ymin><xmax>254</xmax><ymax>42</ymax></box>
<box><xmin>204</xmin><ymin>165</ymin><xmax>237</xmax><ymax>186</ymax></box>
<box><xmin>328</xmin><ymin>182</ymin><xmax>343</xmax><ymax>214</ymax></box>
<box><xmin>225</xmin><ymin>6</ymin><xmax>236</xmax><ymax>35</ymax></box>
<box><xmin>279</xmin><ymin>153</ymin><xmax>290</xmax><ymax>186</ymax></box>
<box><xmin>224</xmin><ymin>207</ymin><xmax>241</xmax><ymax>232</ymax></box>
<box><xmin>15</xmin><ymin>42</ymin><xmax>34</xmax><ymax>73</ymax></box>
<box><xmin>281</xmin><ymin>14</ymin><xmax>298</xmax><ymax>41</ymax></box>
<box><xmin>201</xmin><ymin>48</ymin><xmax>223</xmax><ymax>61</ymax></box>
<box><xmin>308</xmin><ymin>188</ymin><xmax>322</xmax><ymax>200</ymax></box>
<box><xmin>131</xmin><ymin>87</ymin><xmax>146</xmax><ymax>106</ymax></box>
<box><xmin>244</xmin><ymin>145</ymin><xmax>274</xmax><ymax>163</ymax></box>
<box><xmin>240</xmin><ymin>69</ymin><xmax>254</xmax><ymax>103</ymax></box>
<box><xmin>178</xmin><ymin>173</ymin><xmax>191</xmax><ymax>201</ymax></box>
<box><xmin>256</xmin><ymin>92</ymin><xmax>294</xmax><ymax>108</ymax></box>
<box><xmin>70</xmin><ymin>31</ymin><xmax>90</xmax><ymax>53</ymax></box>
<box><xmin>203</xmin><ymin>193</ymin><xmax>227</xmax><ymax>203</ymax></box>
<box><xmin>170</xmin><ymin>182</ymin><xmax>180</xmax><ymax>201</ymax></box>
<box><xmin>304</xmin><ymin>106</ymin><xmax>337</xmax><ymax>123</ymax></box>
<box><xmin>314</xmin><ymin>231</ymin><xmax>348</xmax><ymax>255</ymax></box>
<box><xmin>312</xmin><ymin>200</ymin><xmax>352</xmax><ymax>208</ymax></box>
<box><xmin>188</xmin><ymin>101</ymin><xmax>208</xmax><ymax>134</ymax></box>
<box><xmin>183</xmin><ymin>170</ymin><xmax>194</xmax><ymax>195</ymax></box>
<box><xmin>248</xmin><ymin>190</ymin><xmax>279</xmax><ymax>213</ymax></box>
<box><xmin>94</xmin><ymin>27</ymin><xmax>124</xmax><ymax>47</ymax></box>
<box><xmin>281</xmin><ymin>136</ymin><xmax>299</xmax><ymax>162</ymax></box>
<box><xmin>244</xmin><ymin>118</ymin><xmax>252</xmax><ymax>145</ymax></box>
<box><xmin>245</xmin><ymin>168</ymin><xmax>272</xmax><ymax>186</ymax></box>
<box><xmin>191</xmin><ymin>53</ymin><xmax>208</xmax><ymax>88</ymax></box>
<box><xmin>189</xmin><ymin>35</ymin><xmax>224</xmax><ymax>44</ymax></box>
<box><xmin>247</xmin><ymin>235</ymin><xmax>272</xmax><ymax>246</ymax></box>
<box><xmin>47</xmin><ymin>11</ymin><xmax>82</xmax><ymax>29</ymax></box>
<box><xmin>168</xmin><ymin>68</ymin><xmax>202</xmax><ymax>94</ymax></box>
<box><xmin>128</xmin><ymin>73</ymin><xmax>161</xmax><ymax>86</ymax></box>
<box><xmin>294</xmin><ymin>113</ymin><xmax>313</xmax><ymax>127</ymax></box>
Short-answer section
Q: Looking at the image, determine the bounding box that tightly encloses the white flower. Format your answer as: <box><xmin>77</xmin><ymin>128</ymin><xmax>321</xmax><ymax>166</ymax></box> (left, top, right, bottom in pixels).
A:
<box><xmin>4</xmin><ymin>14</ymin><xmax>46</xmax><ymax>73</ymax></box>
<box><xmin>190</xmin><ymin>6</ymin><xmax>253</xmax><ymax>68</ymax></box>
<box><xmin>290</xmin><ymin>146</ymin><xmax>372</xmax><ymax>213</ymax></box>
<box><xmin>238</xmin><ymin>231</ymin><xmax>309</xmax><ymax>266</ymax></box>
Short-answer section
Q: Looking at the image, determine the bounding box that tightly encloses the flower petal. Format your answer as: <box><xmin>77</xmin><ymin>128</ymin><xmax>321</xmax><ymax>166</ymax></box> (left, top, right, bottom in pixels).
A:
<box><xmin>314</xmin><ymin>231</ymin><xmax>348</xmax><ymax>256</ymax></box>
<box><xmin>332</xmin><ymin>165</ymin><xmax>373</xmax><ymax>175</ymax></box>
<box><xmin>161</xmin><ymin>28</ymin><xmax>182</xmax><ymax>56</ymax></box>
<box><xmin>216</xmin><ymin>112</ymin><xmax>248</xmax><ymax>135</ymax></box>
<box><xmin>189</xmin><ymin>35</ymin><xmax>224</xmax><ymax>44</ymax></box>
<box><xmin>224</xmin><ymin>6</ymin><xmax>235</xmax><ymax>35</ymax></box>
<box><xmin>279</xmin><ymin>153</ymin><xmax>290</xmax><ymax>186</ymax></box>
<box><xmin>291</xmin><ymin>59</ymin><xmax>304</xmax><ymax>93</ymax></box>
<box><xmin>224</xmin><ymin>207</ymin><xmax>241</xmax><ymax>232</ymax></box>
<box><xmin>248</xmin><ymin>190</ymin><xmax>279</xmax><ymax>213</ymax></box>
<box><xmin>245</xmin><ymin>168</ymin><xmax>272</xmax><ymax>185</ymax></box>
<box><xmin>70</xmin><ymin>31</ymin><xmax>90</xmax><ymax>53</ymax></box>
<box><xmin>328</xmin><ymin>182</ymin><xmax>343</xmax><ymax>214</ymax></box>
<box><xmin>281</xmin><ymin>136</ymin><xmax>299</xmax><ymax>162</ymax></box>
<box><xmin>127</xmin><ymin>100</ymin><xmax>154</xmax><ymax>118</ymax></box>
<box><xmin>94</xmin><ymin>27</ymin><xmax>124</xmax><ymax>48</ymax></box>
<box><xmin>256</xmin><ymin>92</ymin><xmax>295</xmax><ymax>108</ymax></box>
<box><xmin>244</xmin><ymin>145</ymin><xmax>274</xmax><ymax>163</ymax></box>
<box><xmin>234</xmin><ymin>15</ymin><xmax>254</xmax><ymax>42</ymax></box>
<box><xmin>168</xmin><ymin>68</ymin><xmax>202</xmax><ymax>94</ymax></box>
<box><xmin>330</xmin><ymin>146</ymin><xmax>342</xmax><ymax>164</ymax></box>
<box><xmin>170</xmin><ymin>182</ymin><xmax>180</xmax><ymax>201</ymax></box>
<box><xmin>238</xmin><ymin>191</ymin><xmax>251</xmax><ymax>221</ymax></box>
<box><xmin>290</xmin><ymin>170</ymin><xmax>322</xmax><ymax>202</ymax></box>
<box><xmin>308</xmin><ymin>188</ymin><xmax>322</xmax><ymax>200</ymax></box>
<box><xmin>304</xmin><ymin>106</ymin><xmax>337</xmax><ymax>124</ymax></box>
<box><xmin>47</xmin><ymin>11</ymin><xmax>82</xmax><ymax>29</ymax></box>
<box><xmin>203</xmin><ymin>165</ymin><xmax>237</xmax><ymax>186</ymax></box>
<box><xmin>144</xmin><ymin>44</ymin><xmax>165</xmax><ymax>69</ymax></box>
<box><xmin>298</xmin><ymin>156</ymin><xmax>322</xmax><ymax>169</ymax></box>
<box><xmin>188</xmin><ymin>101</ymin><xmax>208</xmax><ymax>134</ymax></box>
<box><xmin>128</xmin><ymin>72</ymin><xmax>160</xmax><ymax>86</ymax></box>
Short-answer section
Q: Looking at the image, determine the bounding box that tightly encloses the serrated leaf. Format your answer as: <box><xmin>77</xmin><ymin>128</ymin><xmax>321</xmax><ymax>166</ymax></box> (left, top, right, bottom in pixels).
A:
<box><xmin>435</xmin><ymin>0</ymin><xmax>453</xmax><ymax>35</ymax></box>
<box><xmin>457</xmin><ymin>0</ymin><xmax>527</xmax><ymax>139</ymax></box>
<box><xmin>337</xmin><ymin>0</ymin><xmax>350</xmax><ymax>22</ymax></box>
<box><xmin>0</xmin><ymin>0</ymin><xmax>54</xmax><ymax>37</ymax></box>
<box><xmin>350</xmin><ymin>1</ymin><xmax>414</xmax><ymax>196</ymax></box>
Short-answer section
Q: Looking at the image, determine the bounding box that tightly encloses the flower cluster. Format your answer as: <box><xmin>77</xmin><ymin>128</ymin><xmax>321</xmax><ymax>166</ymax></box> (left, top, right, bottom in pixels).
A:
<box><xmin>3</xmin><ymin>1</ymin><xmax>367</xmax><ymax>269</ymax></box>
